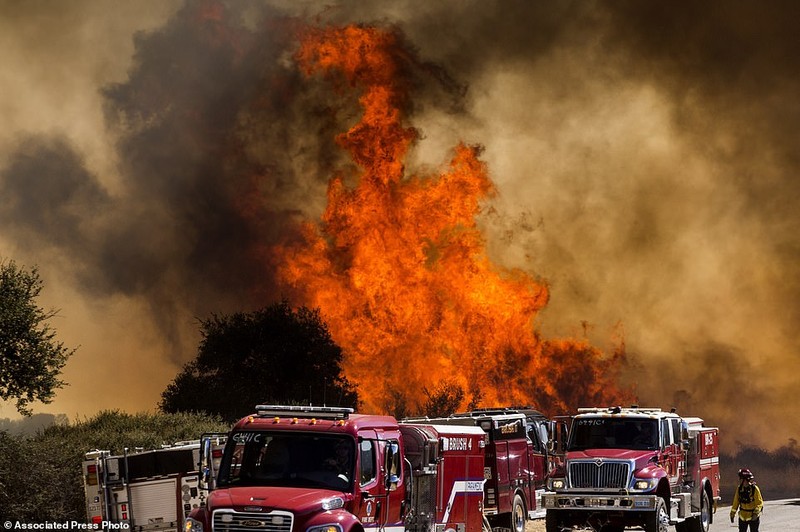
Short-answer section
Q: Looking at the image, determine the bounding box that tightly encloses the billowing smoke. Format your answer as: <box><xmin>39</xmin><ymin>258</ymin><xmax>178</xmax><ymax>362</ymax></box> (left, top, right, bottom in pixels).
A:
<box><xmin>1</xmin><ymin>0</ymin><xmax>798</xmax><ymax>452</ymax></box>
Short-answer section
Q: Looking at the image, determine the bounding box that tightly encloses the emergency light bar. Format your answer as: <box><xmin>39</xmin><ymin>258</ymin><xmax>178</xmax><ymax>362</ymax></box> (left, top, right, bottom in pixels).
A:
<box><xmin>577</xmin><ymin>406</ymin><xmax>663</xmax><ymax>415</ymax></box>
<box><xmin>255</xmin><ymin>404</ymin><xmax>353</xmax><ymax>420</ymax></box>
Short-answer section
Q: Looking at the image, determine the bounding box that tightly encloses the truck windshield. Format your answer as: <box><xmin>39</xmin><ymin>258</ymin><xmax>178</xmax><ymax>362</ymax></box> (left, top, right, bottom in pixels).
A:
<box><xmin>568</xmin><ymin>418</ymin><xmax>659</xmax><ymax>451</ymax></box>
<box><xmin>216</xmin><ymin>431</ymin><xmax>355</xmax><ymax>491</ymax></box>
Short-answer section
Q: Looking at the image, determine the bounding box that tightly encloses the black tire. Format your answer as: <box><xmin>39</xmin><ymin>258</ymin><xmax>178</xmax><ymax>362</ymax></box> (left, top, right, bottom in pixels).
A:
<box><xmin>482</xmin><ymin>514</ymin><xmax>492</xmax><ymax>532</ymax></box>
<box><xmin>545</xmin><ymin>511</ymin><xmax>563</xmax><ymax>532</ymax></box>
<box><xmin>507</xmin><ymin>493</ymin><xmax>526</xmax><ymax>532</ymax></box>
<box><xmin>645</xmin><ymin>497</ymin><xmax>670</xmax><ymax>532</ymax></box>
<box><xmin>688</xmin><ymin>489</ymin><xmax>711</xmax><ymax>532</ymax></box>
<box><xmin>676</xmin><ymin>489</ymin><xmax>711</xmax><ymax>532</ymax></box>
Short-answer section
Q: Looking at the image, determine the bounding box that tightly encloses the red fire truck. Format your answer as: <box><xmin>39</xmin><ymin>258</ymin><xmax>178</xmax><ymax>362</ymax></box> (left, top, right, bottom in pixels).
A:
<box><xmin>541</xmin><ymin>406</ymin><xmax>720</xmax><ymax>532</ymax></box>
<box><xmin>185</xmin><ymin>404</ymin><xmax>489</xmax><ymax>532</ymax></box>
<box><xmin>403</xmin><ymin>407</ymin><xmax>554</xmax><ymax>532</ymax></box>
<box><xmin>83</xmin><ymin>438</ymin><xmax>225</xmax><ymax>531</ymax></box>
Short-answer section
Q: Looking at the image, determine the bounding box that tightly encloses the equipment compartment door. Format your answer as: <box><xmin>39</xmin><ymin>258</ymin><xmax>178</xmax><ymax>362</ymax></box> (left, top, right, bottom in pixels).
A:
<box><xmin>129</xmin><ymin>478</ymin><xmax>179</xmax><ymax>529</ymax></box>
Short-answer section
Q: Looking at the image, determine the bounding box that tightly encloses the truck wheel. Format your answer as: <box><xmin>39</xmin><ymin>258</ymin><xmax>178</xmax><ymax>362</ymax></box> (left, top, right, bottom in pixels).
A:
<box><xmin>676</xmin><ymin>489</ymin><xmax>710</xmax><ymax>532</ymax></box>
<box><xmin>645</xmin><ymin>497</ymin><xmax>670</xmax><ymax>532</ymax></box>
<box><xmin>698</xmin><ymin>489</ymin><xmax>711</xmax><ymax>531</ymax></box>
<box><xmin>688</xmin><ymin>489</ymin><xmax>711</xmax><ymax>532</ymax></box>
<box><xmin>545</xmin><ymin>511</ymin><xmax>563</xmax><ymax>532</ymax></box>
<box><xmin>482</xmin><ymin>514</ymin><xmax>492</xmax><ymax>532</ymax></box>
<box><xmin>507</xmin><ymin>494</ymin><xmax>526</xmax><ymax>532</ymax></box>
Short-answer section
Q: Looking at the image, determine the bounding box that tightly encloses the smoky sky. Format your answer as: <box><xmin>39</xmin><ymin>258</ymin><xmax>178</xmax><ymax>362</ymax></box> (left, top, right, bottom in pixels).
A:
<box><xmin>1</xmin><ymin>0</ymin><xmax>798</xmax><ymax>451</ymax></box>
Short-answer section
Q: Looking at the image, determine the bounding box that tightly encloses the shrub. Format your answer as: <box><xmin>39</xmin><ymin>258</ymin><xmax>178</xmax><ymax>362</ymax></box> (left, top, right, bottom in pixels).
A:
<box><xmin>0</xmin><ymin>411</ymin><xmax>228</xmax><ymax>520</ymax></box>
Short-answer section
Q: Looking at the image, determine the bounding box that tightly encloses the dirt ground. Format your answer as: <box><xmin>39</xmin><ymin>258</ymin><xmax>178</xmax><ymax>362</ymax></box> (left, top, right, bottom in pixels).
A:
<box><xmin>526</xmin><ymin>519</ymin><xmax>546</xmax><ymax>532</ymax></box>
<box><xmin>526</xmin><ymin>518</ymin><xmax>592</xmax><ymax>532</ymax></box>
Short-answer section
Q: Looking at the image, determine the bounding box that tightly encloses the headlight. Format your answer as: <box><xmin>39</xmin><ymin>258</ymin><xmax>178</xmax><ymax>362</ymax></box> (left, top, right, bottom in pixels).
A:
<box><xmin>184</xmin><ymin>518</ymin><xmax>203</xmax><ymax>532</ymax></box>
<box><xmin>632</xmin><ymin>478</ymin><xmax>657</xmax><ymax>491</ymax></box>
<box><xmin>307</xmin><ymin>526</ymin><xmax>342</xmax><ymax>532</ymax></box>
<box><xmin>321</xmin><ymin>496</ymin><xmax>345</xmax><ymax>510</ymax></box>
<box><xmin>548</xmin><ymin>478</ymin><xmax>566</xmax><ymax>490</ymax></box>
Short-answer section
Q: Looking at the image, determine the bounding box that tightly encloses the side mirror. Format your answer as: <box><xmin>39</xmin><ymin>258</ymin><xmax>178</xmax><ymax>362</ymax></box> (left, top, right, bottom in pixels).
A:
<box><xmin>199</xmin><ymin>436</ymin><xmax>213</xmax><ymax>491</ymax></box>
<box><xmin>199</xmin><ymin>433</ymin><xmax>227</xmax><ymax>491</ymax></box>
<box><xmin>539</xmin><ymin>424</ymin><xmax>549</xmax><ymax>447</ymax></box>
<box><xmin>544</xmin><ymin>421</ymin><xmax>557</xmax><ymax>454</ymax></box>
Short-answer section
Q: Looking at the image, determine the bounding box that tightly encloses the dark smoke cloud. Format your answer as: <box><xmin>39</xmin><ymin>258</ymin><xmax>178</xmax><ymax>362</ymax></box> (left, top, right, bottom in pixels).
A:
<box><xmin>1</xmin><ymin>1</ymin><xmax>798</xmax><ymax>452</ymax></box>
<box><xmin>1</xmin><ymin>136</ymin><xmax>110</xmax><ymax>260</ymax></box>
<box><xmin>2</xmin><ymin>2</ymin><xmax>344</xmax><ymax>360</ymax></box>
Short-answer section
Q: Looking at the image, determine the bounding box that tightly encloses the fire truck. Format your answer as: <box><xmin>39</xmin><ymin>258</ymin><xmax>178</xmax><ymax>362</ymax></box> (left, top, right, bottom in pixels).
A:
<box><xmin>185</xmin><ymin>404</ymin><xmax>489</xmax><ymax>532</ymax></box>
<box><xmin>83</xmin><ymin>438</ymin><xmax>225</xmax><ymax>530</ymax></box>
<box><xmin>541</xmin><ymin>406</ymin><xmax>720</xmax><ymax>532</ymax></box>
<box><xmin>403</xmin><ymin>407</ymin><xmax>554</xmax><ymax>532</ymax></box>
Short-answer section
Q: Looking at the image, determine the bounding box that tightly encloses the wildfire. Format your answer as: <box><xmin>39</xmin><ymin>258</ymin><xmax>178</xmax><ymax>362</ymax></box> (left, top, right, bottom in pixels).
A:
<box><xmin>276</xmin><ymin>24</ymin><xmax>634</xmax><ymax>415</ymax></box>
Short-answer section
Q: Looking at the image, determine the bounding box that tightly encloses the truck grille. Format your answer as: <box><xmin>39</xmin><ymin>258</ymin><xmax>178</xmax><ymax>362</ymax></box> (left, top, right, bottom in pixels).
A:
<box><xmin>569</xmin><ymin>461</ymin><xmax>630</xmax><ymax>489</ymax></box>
<box><xmin>212</xmin><ymin>510</ymin><xmax>293</xmax><ymax>532</ymax></box>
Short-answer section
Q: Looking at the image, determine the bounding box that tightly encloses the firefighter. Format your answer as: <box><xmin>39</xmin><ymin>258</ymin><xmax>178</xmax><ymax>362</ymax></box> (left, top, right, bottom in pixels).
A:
<box><xmin>730</xmin><ymin>468</ymin><xmax>763</xmax><ymax>531</ymax></box>
<box><xmin>323</xmin><ymin>438</ymin><xmax>351</xmax><ymax>483</ymax></box>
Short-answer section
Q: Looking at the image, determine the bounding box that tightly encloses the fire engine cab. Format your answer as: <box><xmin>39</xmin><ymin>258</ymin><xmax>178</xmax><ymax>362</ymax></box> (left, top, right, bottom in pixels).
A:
<box><xmin>185</xmin><ymin>404</ymin><xmax>489</xmax><ymax>532</ymax></box>
<box><xmin>403</xmin><ymin>407</ymin><xmax>554</xmax><ymax>532</ymax></box>
<box><xmin>541</xmin><ymin>406</ymin><xmax>720</xmax><ymax>532</ymax></box>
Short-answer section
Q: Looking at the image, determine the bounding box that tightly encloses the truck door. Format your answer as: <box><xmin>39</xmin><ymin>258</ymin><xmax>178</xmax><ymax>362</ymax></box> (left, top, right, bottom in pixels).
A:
<box><xmin>661</xmin><ymin>419</ymin><xmax>681</xmax><ymax>486</ymax></box>
<box><xmin>525</xmin><ymin>427</ymin><xmax>546</xmax><ymax>509</ymax></box>
<box><xmin>494</xmin><ymin>439</ymin><xmax>511</xmax><ymax>512</ymax></box>
<box><xmin>670</xmin><ymin>419</ymin><xmax>686</xmax><ymax>481</ymax></box>
<box><xmin>548</xmin><ymin>417</ymin><xmax>571</xmax><ymax>471</ymax></box>
<box><xmin>382</xmin><ymin>437</ymin><xmax>405</xmax><ymax>526</ymax></box>
<box><xmin>355</xmin><ymin>431</ymin><xmax>382</xmax><ymax>526</ymax></box>
<box><xmin>355</xmin><ymin>430</ymin><xmax>405</xmax><ymax>529</ymax></box>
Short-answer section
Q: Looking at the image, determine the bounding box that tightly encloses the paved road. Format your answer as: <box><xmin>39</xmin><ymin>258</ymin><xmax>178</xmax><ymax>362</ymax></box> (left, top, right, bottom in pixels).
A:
<box><xmin>527</xmin><ymin>499</ymin><xmax>800</xmax><ymax>531</ymax></box>
<box><xmin>720</xmin><ymin>499</ymin><xmax>800</xmax><ymax>531</ymax></box>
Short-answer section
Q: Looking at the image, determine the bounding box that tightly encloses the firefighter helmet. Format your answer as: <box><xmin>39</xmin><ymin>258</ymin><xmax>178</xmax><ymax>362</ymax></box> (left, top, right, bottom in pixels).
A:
<box><xmin>738</xmin><ymin>468</ymin><xmax>753</xmax><ymax>479</ymax></box>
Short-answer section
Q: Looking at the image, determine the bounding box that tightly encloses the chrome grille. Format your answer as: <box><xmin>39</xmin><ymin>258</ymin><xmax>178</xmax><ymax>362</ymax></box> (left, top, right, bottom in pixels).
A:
<box><xmin>569</xmin><ymin>460</ymin><xmax>630</xmax><ymax>489</ymax></box>
<box><xmin>212</xmin><ymin>510</ymin><xmax>293</xmax><ymax>532</ymax></box>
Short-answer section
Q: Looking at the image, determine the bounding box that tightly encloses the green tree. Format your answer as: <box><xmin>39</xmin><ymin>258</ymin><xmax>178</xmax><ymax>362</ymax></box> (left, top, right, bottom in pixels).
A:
<box><xmin>159</xmin><ymin>300</ymin><xmax>359</xmax><ymax>421</ymax></box>
<box><xmin>0</xmin><ymin>260</ymin><xmax>74</xmax><ymax>415</ymax></box>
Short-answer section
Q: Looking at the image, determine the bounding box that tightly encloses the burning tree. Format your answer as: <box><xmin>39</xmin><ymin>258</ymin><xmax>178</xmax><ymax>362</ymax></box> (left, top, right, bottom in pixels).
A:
<box><xmin>276</xmin><ymin>25</ymin><xmax>634</xmax><ymax>415</ymax></box>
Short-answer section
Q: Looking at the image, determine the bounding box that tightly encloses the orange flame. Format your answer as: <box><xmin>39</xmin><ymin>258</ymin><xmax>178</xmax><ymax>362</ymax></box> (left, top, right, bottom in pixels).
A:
<box><xmin>276</xmin><ymin>25</ymin><xmax>635</xmax><ymax>415</ymax></box>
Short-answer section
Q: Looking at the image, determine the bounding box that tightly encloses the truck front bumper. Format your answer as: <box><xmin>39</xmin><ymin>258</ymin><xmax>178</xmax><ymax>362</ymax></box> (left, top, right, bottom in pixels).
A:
<box><xmin>541</xmin><ymin>492</ymin><xmax>658</xmax><ymax>511</ymax></box>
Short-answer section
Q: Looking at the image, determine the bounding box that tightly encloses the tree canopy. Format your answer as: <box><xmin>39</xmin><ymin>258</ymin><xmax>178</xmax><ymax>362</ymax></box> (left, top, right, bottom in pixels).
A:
<box><xmin>159</xmin><ymin>300</ymin><xmax>358</xmax><ymax>421</ymax></box>
<box><xmin>0</xmin><ymin>260</ymin><xmax>74</xmax><ymax>415</ymax></box>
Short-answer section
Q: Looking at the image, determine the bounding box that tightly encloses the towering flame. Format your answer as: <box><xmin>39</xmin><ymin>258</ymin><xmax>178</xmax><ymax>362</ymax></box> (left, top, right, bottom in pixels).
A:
<box><xmin>276</xmin><ymin>25</ymin><xmax>635</xmax><ymax>415</ymax></box>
